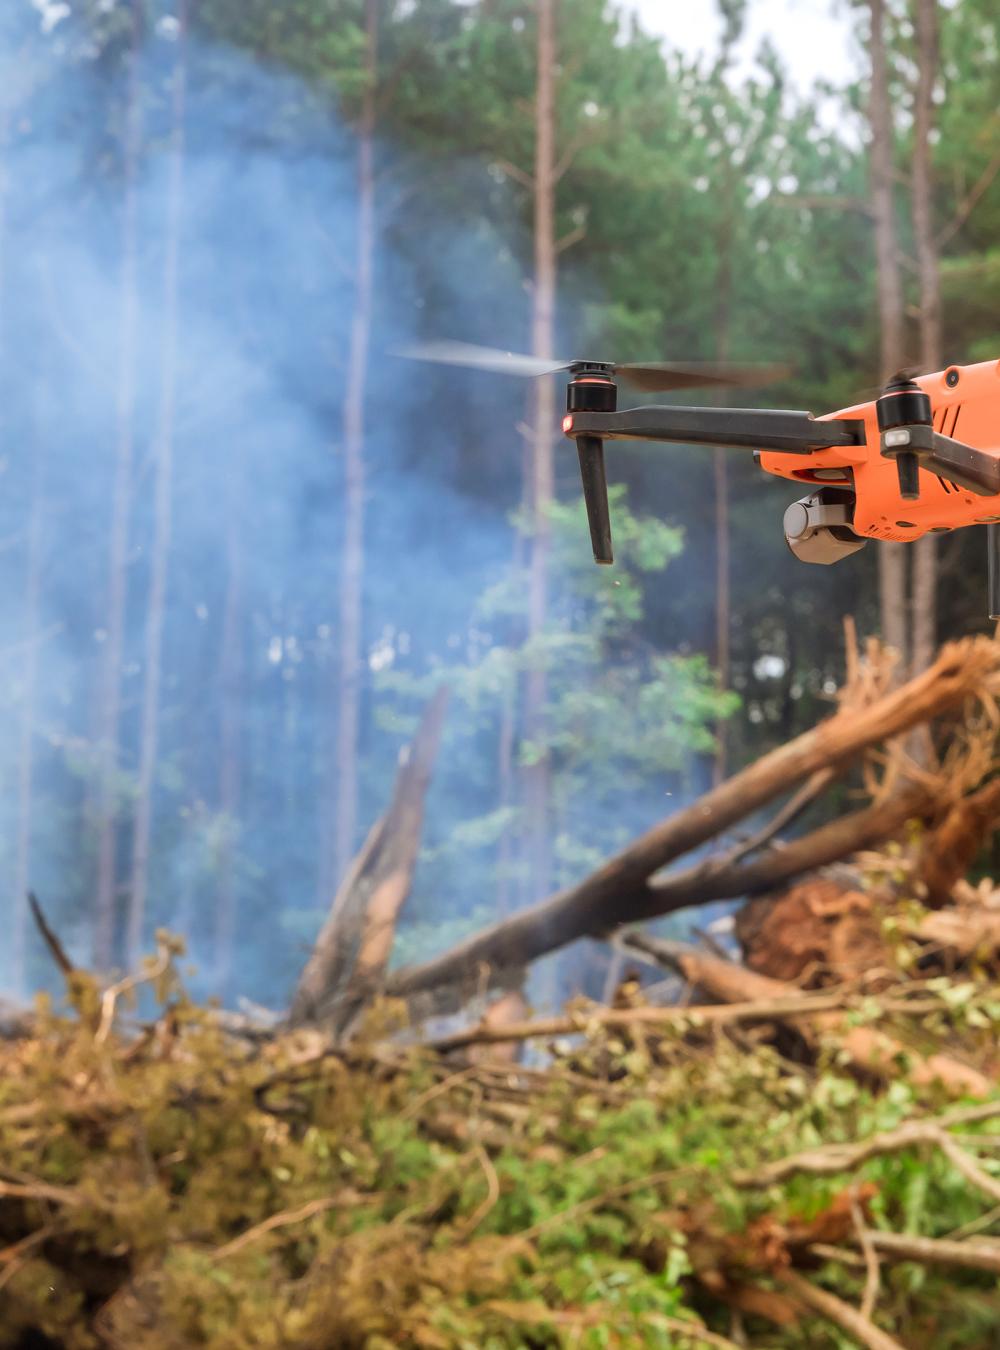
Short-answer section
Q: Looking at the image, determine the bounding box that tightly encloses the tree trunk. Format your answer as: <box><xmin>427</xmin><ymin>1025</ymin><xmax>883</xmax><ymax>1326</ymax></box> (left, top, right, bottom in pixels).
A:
<box><xmin>712</xmin><ymin>169</ymin><xmax>735</xmax><ymax>785</ymax></box>
<box><xmin>868</xmin><ymin>0</ymin><xmax>909</xmax><ymax>667</ymax></box>
<box><xmin>12</xmin><ymin>400</ymin><xmax>44</xmax><ymax>998</ymax></box>
<box><xmin>522</xmin><ymin>0</ymin><xmax>558</xmax><ymax>901</ymax></box>
<box><xmin>910</xmin><ymin>0</ymin><xmax>941</xmax><ymax>675</ymax></box>
<box><xmin>291</xmin><ymin>686</ymin><xmax>449</xmax><ymax>1032</ymax></box>
<box><xmin>94</xmin><ymin>2</ymin><xmax>143</xmax><ymax>968</ymax></box>
<box><xmin>127</xmin><ymin>0</ymin><xmax>187</xmax><ymax>967</ymax></box>
<box><xmin>214</xmin><ymin>488</ymin><xmax>244</xmax><ymax>1000</ymax></box>
<box><xmin>713</xmin><ymin>447</ymin><xmax>730</xmax><ymax>784</ymax></box>
<box><xmin>387</xmin><ymin>637</ymin><xmax>998</xmax><ymax>1003</ymax></box>
<box><xmin>332</xmin><ymin>0</ymin><xmax>378</xmax><ymax>891</ymax></box>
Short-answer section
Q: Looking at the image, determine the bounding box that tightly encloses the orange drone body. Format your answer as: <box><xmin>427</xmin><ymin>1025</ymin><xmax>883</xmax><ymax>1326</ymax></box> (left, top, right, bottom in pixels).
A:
<box><xmin>759</xmin><ymin>359</ymin><xmax>1000</xmax><ymax>541</ymax></box>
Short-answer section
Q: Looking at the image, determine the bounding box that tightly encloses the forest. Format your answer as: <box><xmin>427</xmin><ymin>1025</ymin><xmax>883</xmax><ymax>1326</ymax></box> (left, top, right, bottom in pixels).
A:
<box><xmin>2</xmin><ymin>0</ymin><xmax>1000</xmax><ymax>1346</ymax></box>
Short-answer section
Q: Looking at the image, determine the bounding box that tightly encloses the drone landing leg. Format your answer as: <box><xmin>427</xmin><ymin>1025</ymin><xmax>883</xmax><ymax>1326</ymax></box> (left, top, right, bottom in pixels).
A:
<box><xmin>988</xmin><ymin>524</ymin><xmax>1000</xmax><ymax>622</ymax></box>
<box><xmin>575</xmin><ymin>436</ymin><xmax>613</xmax><ymax>564</ymax></box>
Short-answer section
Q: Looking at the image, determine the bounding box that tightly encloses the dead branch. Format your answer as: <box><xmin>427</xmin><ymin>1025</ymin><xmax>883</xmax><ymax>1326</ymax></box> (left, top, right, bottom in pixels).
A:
<box><xmin>777</xmin><ymin>1269</ymin><xmax>903</xmax><ymax>1350</ymax></box>
<box><xmin>734</xmin><ymin>1109</ymin><xmax>1000</xmax><ymax>1191</ymax></box>
<box><xmin>425</xmin><ymin>992</ymin><xmax>851</xmax><ymax>1054</ymax></box>
<box><xmin>859</xmin><ymin>1229</ymin><xmax>1000</xmax><ymax>1275</ymax></box>
<box><xmin>391</xmin><ymin>785</ymin><xmax>931</xmax><ymax>1010</ymax></box>
<box><xmin>212</xmin><ymin>1195</ymin><xmax>343</xmax><ymax>1261</ymax></box>
<box><xmin>621</xmin><ymin>931</ymin><xmax>992</xmax><ymax>1095</ymax></box>
<box><xmin>291</xmin><ymin>686</ymin><xmax>449</xmax><ymax>1031</ymax></box>
<box><xmin>28</xmin><ymin>892</ymin><xmax>74</xmax><ymax>977</ymax></box>
<box><xmin>96</xmin><ymin>941</ymin><xmax>172</xmax><ymax>1048</ymax></box>
<box><xmin>391</xmin><ymin>638</ymin><xmax>1000</xmax><ymax>1004</ymax></box>
<box><xmin>852</xmin><ymin>1193</ymin><xmax>880</xmax><ymax>1321</ymax></box>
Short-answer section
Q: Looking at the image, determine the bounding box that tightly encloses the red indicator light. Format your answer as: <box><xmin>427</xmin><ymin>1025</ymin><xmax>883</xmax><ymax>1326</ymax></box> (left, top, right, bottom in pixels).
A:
<box><xmin>562</xmin><ymin>415</ymin><xmax>574</xmax><ymax>433</ymax></box>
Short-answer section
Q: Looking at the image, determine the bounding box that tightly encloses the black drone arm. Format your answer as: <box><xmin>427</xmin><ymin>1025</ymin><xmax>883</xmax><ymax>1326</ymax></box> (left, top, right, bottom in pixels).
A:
<box><xmin>564</xmin><ymin>405</ymin><xmax>866</xmax><ymax>454</ymax></box>
<box><xmin>925</xmin><ymin>433</ymin><xmax>1000</xmax><ymax>496</ymax></box>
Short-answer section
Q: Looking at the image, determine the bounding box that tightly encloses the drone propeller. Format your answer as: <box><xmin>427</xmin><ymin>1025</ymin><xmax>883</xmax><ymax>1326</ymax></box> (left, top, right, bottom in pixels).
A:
<box><xmin>398</xmin><ymin>339</ymin><xmax>791</xmax><ymax>568</ymax></box>
<box><xmin>398</xmin><ymin>339</ymin><xmax>788</xmax><ymax>393</ymax></box>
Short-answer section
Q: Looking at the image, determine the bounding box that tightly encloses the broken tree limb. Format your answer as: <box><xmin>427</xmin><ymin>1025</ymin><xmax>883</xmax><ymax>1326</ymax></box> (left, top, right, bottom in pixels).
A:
<box><xmin>389</xmin><ymin>783</ymin><xmax>933</xmax><ymax>1007</ymax></box>
<box><xmin>920</xmin><ymin>776</ymin><xmax>1000</xmax><ymax>906</ymax></box>
<box><xmin>734</xmin><ymin>1108</ymin><xmax>1000</xmax><ymax>1190</ymax></box>
<box><xmin>290</xmin><ymin>686</ymin><xmax>449</xmax><ymax>1031</ymax></box>
<box><xmin>625</xmin><ymin>933</ymin><xmax>993</xmax><ymax>1097</ymax></box>
<box><xmin>425</xmin><ymin>993</ymin><xmax>854</xmax><ymax>1054</ymax></box>
<box><xmin>388</xmin><ymin>638</ymin><xmax>1000</xmax><ymax>1004</ymax></box>
<box><xmin>776</xmin><ymin>1269</ymin><xmax>904</xmax><ymax>1350</ymax></box>
<box><xmin>852</xmin><ymin>1230</ymin><xmax>1000</xmax><ymax>1276</ymax></box>
<box><xmin>28</xmin><ymin>892</ymin><xmax>74</xmax><ymax>978</ymax></box>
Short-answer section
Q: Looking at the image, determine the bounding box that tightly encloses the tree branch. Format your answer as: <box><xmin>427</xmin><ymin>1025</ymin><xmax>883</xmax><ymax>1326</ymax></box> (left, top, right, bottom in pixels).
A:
<box><xmin>383</xmin><ymin>639</ymin><xmax>998</xmax><ymax>1004</ymax></box>
<box><xmin>937</xmin><ymin>143</ymin><xmax>1000</xmax><ymax>248</ymax></box>
<box><xmin>777</xmin><ymin>1269</ymin><xmax>904</xmax><ymax>1350</ymax></box>
<box><xmin>493</xmin><ymin>158</ymin><xmax>534</xmax><ymax>191</ymax></box>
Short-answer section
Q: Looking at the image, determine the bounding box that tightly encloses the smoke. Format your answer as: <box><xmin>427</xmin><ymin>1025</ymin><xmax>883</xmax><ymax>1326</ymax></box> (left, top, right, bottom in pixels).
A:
<box><xmin>0</xmin><ymin>3</ymin><xmax>716</xmax><ymax>1010</ymax></box>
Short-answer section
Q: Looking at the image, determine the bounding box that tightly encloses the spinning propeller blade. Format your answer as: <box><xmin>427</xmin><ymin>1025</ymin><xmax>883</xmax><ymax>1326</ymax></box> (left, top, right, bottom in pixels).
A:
<box><xmin>398</xmin><ymin>340</ymin><xmax>788</xmax><ymax>392</ymax></box>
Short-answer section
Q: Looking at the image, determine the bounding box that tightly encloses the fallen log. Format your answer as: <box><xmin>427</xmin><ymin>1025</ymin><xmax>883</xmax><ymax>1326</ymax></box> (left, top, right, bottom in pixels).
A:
<box><xmin>387</xmin><ymin>640</ymin><xmax>999</xmax><ymax>1004</ymax></box>
<box><xmin>290</xmin><ymin>686</ymin><xmax>449</xmax><ymax>1031</ymax></box>
<box><xmin>389</xmin><ymin>784</ymin><xmax>933</xmax><ymax>1008</ymax></box>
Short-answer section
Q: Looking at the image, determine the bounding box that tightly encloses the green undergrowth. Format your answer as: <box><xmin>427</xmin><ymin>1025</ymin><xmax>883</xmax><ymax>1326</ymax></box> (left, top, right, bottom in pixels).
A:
<box><xmin>1</xmin><ymin>958</ymin><xmax>999</xmax><ymax>1348</ymax></box>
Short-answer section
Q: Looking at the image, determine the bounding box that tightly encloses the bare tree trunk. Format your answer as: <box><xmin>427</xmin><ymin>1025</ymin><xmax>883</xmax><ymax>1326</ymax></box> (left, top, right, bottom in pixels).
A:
<box><xmin>712</xmin><ymin>173</ymin><xmax>735</xmax><ymax>786</ymax></box>
<box><xmin>868</xmin><ymin>0</ymin><xmax>909</xmax><ymax>667</ymax></box>
<box><xmin>12</xmin><ymin>406</ymin><xmax>44</xmax><ymax>998</ymax></box>
<box><xmin>496</xmin><ymin>686</ymin><xmax>516</xmax><ymax>914</ymax></box>
<box><xmin>523</xmin><ymin>0</ymin><xmax>557</xmax><ymax>899</ymax></box>
<box><xmin>291</xmin><ymin>687</ymin><xmax>449</xmax><ymax>1032</ymax></box>
<box><xmin>127</xmin><ymin>0</ymin><xmax>187</xmax><ymax>967</ymax></box>
<box><xmin>332</xmin><ymin>0</ymin><xmax>378</xmax><ymax>891</ymax></box>
<box><xmin>910</xmin><ymin>0</ymin><xmax>941</xmax><ymax>675</ymax></box>
<box><xmin>214</xmin><ymin>490</ymin><xmax>244</xmax><ymax>1000</ymax></box>
<box><xmin>94</xmin><ymin>2</ymin><xmax>143</xmax><ymax>968</ymax></box>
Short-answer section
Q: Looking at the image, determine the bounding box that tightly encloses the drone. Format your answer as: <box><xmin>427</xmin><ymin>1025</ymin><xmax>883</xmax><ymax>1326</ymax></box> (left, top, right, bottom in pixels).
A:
<box><xmin>402</xmin><ymin>341</ymin><xmax>1000</xmax><ymax>618</ymax></box>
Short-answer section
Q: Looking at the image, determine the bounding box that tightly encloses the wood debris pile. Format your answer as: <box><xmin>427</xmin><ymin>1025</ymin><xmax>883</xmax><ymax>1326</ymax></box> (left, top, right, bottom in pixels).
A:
<box><xmin>5</xmin><ymin>634</ymin><xmax>1000</xmax><ymax>1346</ymax></box>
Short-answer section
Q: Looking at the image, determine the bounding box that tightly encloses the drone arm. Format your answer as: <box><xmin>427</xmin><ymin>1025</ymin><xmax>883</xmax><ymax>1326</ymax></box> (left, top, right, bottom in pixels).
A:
<box><xmin>926</xmin><ymin>433</ymin><xmax>1000</xmax><ymax>497</ymax></box>
<box><xmin>564</xmin><ymin>405</ymin><xmax>865</xmax><ymax>454</ymax></box>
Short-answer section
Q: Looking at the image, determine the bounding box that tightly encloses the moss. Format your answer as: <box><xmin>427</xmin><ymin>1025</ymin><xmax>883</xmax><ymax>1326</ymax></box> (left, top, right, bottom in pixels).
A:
<box><xmin>2</xmin><ymin>963</ymin><xmax>999</xmax><ymax>1347</ymax></box>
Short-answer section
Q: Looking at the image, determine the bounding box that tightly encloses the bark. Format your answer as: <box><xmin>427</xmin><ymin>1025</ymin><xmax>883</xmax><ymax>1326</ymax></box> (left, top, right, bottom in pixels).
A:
<box><xmin>12</xmin><ymin>401</ymin><xmax>44</xmax><ymax>997</ymax></box>
<box><xmin>127</xmin><ymin>0</ymin><xmax>187</xmax><ymax>968</ymax></box>
<box><xmin>857</xmin><ymin>1230</ymin><xmax>1000</xmax><ymax>1276</ymax></box>
<box><xmin>920</xmin><ymin>776</ymin><xmax>1000</xmax><ymax>907</ymax></box>
<box><xmin>386</xmin><ymin>637</ymin><xmax>997</xmax><ymax>1002</ymax></box>
<box><xmin>291</xmin><ymin>686</ymin><xmax>449</xmax><ymax>1032</ymax></box>
<box><xmin>496</xmin><ymin>686</ymin><xmax>516</xmax><ymax>914</ymax></box>
<box><xmin>214</xmin><ymin>484</ymin><xmax>244</xmax><ymax>999</ymax></box>
<box><xmin>523</xmin><ymin>0</ymin><xmax>558</xmax><ymax>900</ymax></box>
<box><xmin>777</xmin><ymin>1270</ymin><xmax>904</xmax><ymax>1350</ymax></box>
<box><xmin>713</xmin><ymin>446</ymin><xmax>730</xmax><ymax>786</ymax></box>
<box><xmin>868</xmin><ymin>0</ymin><xmax>909</xmax><ymax>666</ymax></box>
<box><xmin>426</xmin><ymin>993</ymin><xmax>848</xmax><ymax>1055</ymax></box>
<box><xmin>712</xmin><ymin>167</ymin><xmax>735</xmax><ymax>786</ymax></box>
<box><xmin>94</xmin><ymin>2</ymin><xmax>143</xmax><ymax>968</ymax></box>
<box><xmin>627</xmin><ymin>931</ymin><xmax>991</xmax><ymax>1097</ymax></box>
<box><xmin>332</xmin><ymin>0</ymin><xmax>378</xmax><ymax>890</ymax></box>
<box><xmin>910</xmin><ymin>0</ymin><xmax>942</xmax><ymax>674</ymax></box>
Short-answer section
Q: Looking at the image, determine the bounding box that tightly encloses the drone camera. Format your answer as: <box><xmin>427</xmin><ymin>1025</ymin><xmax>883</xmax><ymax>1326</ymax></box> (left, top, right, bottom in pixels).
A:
<box><xmin>567</xmin><ymin>370</ymin><xmax>617</xmax><ymax>564</ymax></box>
<box><xmin>783</xmin><ymin>488</ymin><xmax>866</xmax><ymax>565</ymax></box>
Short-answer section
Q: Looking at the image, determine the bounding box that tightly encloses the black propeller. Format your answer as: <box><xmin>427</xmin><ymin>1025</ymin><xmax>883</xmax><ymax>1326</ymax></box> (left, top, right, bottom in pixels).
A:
<box><xmin>397</xmin><ymin>340</ymin><xmax>788</xmax><ymax>393</ymax></box>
